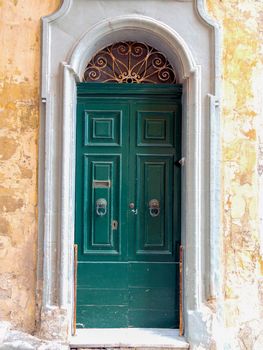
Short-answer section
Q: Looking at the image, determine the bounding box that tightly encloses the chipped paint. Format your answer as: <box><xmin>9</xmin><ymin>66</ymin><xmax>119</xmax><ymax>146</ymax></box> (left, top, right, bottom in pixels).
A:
<box><xmin>0</xmin><ymin>0</ymin><xmax>60</xmax><ymax>333</ymax></box>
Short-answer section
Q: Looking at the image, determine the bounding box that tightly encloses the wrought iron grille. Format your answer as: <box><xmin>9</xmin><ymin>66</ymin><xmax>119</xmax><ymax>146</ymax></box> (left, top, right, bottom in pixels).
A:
<box><xmin>83</xmin><ymin>42</ymin><xmax>177</xmax><ymax>84</ymax></box>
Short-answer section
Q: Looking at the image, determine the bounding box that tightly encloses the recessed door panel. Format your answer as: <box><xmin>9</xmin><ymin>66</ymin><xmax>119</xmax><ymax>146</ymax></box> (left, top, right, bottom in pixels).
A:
<box><xmin>83</xmin><ymin>155</ymin><xmax>120</xmax><ymax>255</ymax></box>
<box><xmin>135</xmin><ymin>155</ymin><xmax>174</xmax><ymax>256</ymax></box>
<box><xmin>137</xmin><ymin>111</ymin><xmax>175</xmax><ymax>147</ymax></box>
<box><xmin>84</xmin><ymin>110</ymin><xmax>122</xmax><ymax>146</ymax></box>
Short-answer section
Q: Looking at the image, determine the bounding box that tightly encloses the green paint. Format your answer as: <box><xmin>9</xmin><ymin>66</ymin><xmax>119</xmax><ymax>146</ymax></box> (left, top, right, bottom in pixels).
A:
<box><xmin>75</xmin><ymin>83</ymin><xmax>182</xmax><ymax>328</ymax></box>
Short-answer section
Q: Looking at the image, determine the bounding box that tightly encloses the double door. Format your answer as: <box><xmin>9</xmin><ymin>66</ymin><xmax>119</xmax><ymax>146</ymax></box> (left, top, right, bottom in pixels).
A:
<box><xmin>75</xmin><ymin>84</ymin><xmax>182</xmax><ymax>328</ymax></box>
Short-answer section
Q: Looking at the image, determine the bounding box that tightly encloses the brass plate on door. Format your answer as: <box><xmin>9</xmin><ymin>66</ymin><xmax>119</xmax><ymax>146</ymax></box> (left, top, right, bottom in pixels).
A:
<box><xmin>93</xmin><ymin>180</ymin><xmax>111</xmax><ymax>188</ymax></box>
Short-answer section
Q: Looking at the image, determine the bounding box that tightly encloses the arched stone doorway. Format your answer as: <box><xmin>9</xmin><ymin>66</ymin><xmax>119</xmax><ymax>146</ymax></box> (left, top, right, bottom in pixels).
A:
<box><xmin>39</xmin><ymin>3</ymin><xmax>221</xmax><ymax>346</ymax></box>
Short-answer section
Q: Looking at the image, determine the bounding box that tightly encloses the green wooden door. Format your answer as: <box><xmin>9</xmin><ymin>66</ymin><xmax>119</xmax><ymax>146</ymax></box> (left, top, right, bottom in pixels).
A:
<box><xmin>75</xmin><ymin>83</ymin><xmax>182</xmax><ymax>328</ymax></box>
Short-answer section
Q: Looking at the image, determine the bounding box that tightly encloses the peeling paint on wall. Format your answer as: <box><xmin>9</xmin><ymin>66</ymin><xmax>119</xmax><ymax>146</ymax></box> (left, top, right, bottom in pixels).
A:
<box><xmin>0</xmin><ymin>0</ymin><xmax>60</xmax><ymax>333</ymax></box>
<box><xmin>206</xmin><ymin>0</ymin><xmax>263</xmax><ymax>348</ymax></box>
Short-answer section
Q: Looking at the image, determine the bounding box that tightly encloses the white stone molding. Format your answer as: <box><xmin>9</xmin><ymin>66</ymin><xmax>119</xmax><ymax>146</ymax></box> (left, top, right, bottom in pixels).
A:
<box><xmin>69</xmin><ymin>15</ymin><xmax>196</xmax><ymax>82</ymax></box>
<box><xmin>39</xmin><ymin>0</ymin><xmax>221</xmax><ymax>347</ymax></box>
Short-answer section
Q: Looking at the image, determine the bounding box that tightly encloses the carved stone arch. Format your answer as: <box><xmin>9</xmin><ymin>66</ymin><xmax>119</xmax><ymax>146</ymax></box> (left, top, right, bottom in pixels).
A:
<box><xmin>39</xmin><ymin>1</ymin><xmax>221</xmax><ymax>347</ymax></box>
<box><xmin>68</xmin><ymin>15</ymin><xmax>196</xmax><ymax>84</ymax></box>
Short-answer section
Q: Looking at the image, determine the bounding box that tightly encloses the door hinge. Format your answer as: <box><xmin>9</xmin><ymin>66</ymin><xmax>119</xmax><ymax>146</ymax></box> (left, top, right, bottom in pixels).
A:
<box><xmin>175</xmin><ymin>157</ymin><xmax>185</xmax><ymax>167</ymax></box>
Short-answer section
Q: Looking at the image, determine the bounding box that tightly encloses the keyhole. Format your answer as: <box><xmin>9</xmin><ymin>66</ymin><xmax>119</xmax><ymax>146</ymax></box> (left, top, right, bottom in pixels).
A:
<box><xmin>112</xmin><ymin>220</ymin><xmax>118</xmax><ymax>230</ymax></box>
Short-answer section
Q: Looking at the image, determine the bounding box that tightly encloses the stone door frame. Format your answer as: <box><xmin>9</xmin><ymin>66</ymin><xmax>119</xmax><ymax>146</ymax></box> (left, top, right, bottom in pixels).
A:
<box><xmin>38</xmin><ymin>1</ymin><xmax>221</xmax><ymax>346</ymax></box>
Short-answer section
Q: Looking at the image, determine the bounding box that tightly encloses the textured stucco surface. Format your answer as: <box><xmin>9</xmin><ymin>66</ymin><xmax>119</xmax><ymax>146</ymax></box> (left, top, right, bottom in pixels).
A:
<box><xmin>0</xmin><ymin>0</ymin><xmax>60</xmax><ymax>332</ymax></box>
<box><xmin>207</xmin><ymin>0</ymin><xmax>263</xmax><ymax>348</ymax></box>
<box><xmin>0</xmin><ymin>0</ymin><xmax>263</xmax><ymax>348</ymax></box>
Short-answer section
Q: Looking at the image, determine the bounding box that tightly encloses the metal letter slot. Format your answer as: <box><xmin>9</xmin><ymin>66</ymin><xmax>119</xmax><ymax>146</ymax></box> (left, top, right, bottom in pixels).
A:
<box><xmin>93</xmin><ymin>180</ymin><xmax>111</xmax><ymax>188</ymax></box>
<box><xmin>149</xmin><ymin>199</ymin><xmax>160</xmax><ymax>217</ymax></box>
<box><xmin>96</xmin><ymin>198</ymin><xmax>107</xmax><ymax>216</ymax></box>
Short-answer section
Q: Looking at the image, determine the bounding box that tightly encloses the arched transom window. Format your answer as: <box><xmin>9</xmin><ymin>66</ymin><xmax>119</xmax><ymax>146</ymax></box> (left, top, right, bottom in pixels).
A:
<box><xmin>83</xmin><ymin>41</ymin><xmax>177</xmax><ymax>84</ymax></box>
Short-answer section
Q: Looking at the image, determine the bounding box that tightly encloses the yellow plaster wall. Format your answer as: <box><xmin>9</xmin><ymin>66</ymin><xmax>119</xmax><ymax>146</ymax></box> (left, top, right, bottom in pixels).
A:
<box><xmin>206</xmin><ymin>0</ymin><xmax>263</xmax><ymax>345</ymax></box>
<box><xmin>0</xmin><ymin>0</ymin><xmax>60</xmax><ymax>332</ymax></box>
<box><xmin>0</xmin><ymin>0</ymin><xmax>263</xmax><ymax>344</ymax></box>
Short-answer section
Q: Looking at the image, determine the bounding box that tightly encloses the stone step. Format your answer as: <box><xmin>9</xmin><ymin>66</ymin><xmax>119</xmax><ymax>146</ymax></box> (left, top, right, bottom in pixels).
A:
<box><xmin>70</xmin><ymin>329</ymin><xmax>189</xmax><ymax>350</ymax></box>
<box><xmin>72</xmin><ymin>348</ymin><xmax>187</xmax><ymax>350</ymax></box>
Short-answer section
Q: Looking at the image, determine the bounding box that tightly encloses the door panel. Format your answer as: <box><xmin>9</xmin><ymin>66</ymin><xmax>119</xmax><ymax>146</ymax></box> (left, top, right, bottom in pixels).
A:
<box><xmin>77</xmin><ymin>262</ymin><xmax>129</xmax><ymax>328</ymax></box>
<box><xmin>128</xmin><ymin>262</ymin><xmax>179</xmax><ymax>328</ymax></box>
<box><xmin>84</xmin><ymin>110</ymin><xmax>122</xmax><ymax>146</ymax></box>
<box><xmin>78</xmin><ymin>306</ymin><xmax>129</xmax><ymax>328</ymax></box>
<box><xmin>76</xmin><ymin>101</ymin><xmax>129</xmax><ymax>263</ymax></box>
<box><xmin>137</xmin><ymin>110</ymin><xmax>175</xmax><ymax>147</ymax></box>
<box><xmin>76</xmin><ymin>85</ymin><xmax>182</xmax><ymax>328</ymax></box>
<box><xmin>83</xmin><ymin>154</ymin><xmax>121</xmax><ymax>254</ymax></box>
<box><xmin>129</xmin><ymin>101</ymin><xmax>180</xmax><ymax>262</ymax></box>
<box><xmin>135</xmin><ymin>155</ymin><xmax>174</xmax><ymax>256</ymax></box>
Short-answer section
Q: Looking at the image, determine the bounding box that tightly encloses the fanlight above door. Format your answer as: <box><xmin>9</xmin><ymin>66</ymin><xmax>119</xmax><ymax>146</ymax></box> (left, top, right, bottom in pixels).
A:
<box><xmin>83</xmin><ymin>42</ymin><xmax>177</xmax><ymax>84</ymax></box>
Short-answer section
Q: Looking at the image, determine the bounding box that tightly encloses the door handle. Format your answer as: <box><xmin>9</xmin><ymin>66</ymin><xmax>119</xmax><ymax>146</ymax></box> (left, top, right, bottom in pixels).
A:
<box><xmin>129</xmin><ymin>202</ymin><xmax>138</xmax><ymax>215</ymax></box>
<box><xmin>96</xmin><ymin>198</ymin><xmax>107</xmax><ymax>216</ymax></box>
<box><xmin>149</xmin><ymin>199</ymin><xmax>160</xmax><ymax>217</ymax></box>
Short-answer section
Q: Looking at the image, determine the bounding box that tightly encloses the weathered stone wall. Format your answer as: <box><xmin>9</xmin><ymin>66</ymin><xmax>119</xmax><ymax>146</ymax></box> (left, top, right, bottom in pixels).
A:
<box><xmin>207</xmin><ymin>0</ymin><xmax>263</xmax><ymax>348</ymax></box>
<box><xmin>0</xmin><ymin>0</ymin><xmax>60</xmax><ymax>333</ymax></box>
<box><xmin>0</xmin><ymin>0</ymin><xmax>263</xmax><ymax>348</ymax></box>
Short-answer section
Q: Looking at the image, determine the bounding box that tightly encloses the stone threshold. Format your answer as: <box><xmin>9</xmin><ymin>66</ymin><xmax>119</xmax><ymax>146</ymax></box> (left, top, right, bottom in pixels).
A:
<box><xmin>70</xmin><ymin>329</ymin><xmax>189</xmax><ymax>349</ymax></box>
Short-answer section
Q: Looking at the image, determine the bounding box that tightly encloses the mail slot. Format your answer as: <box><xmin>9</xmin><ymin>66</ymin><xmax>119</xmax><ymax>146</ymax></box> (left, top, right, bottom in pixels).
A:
<box><xmin>93</xmin><ymin>180</ymin><xmax>111</xmax><ymax>188</ymax></box>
